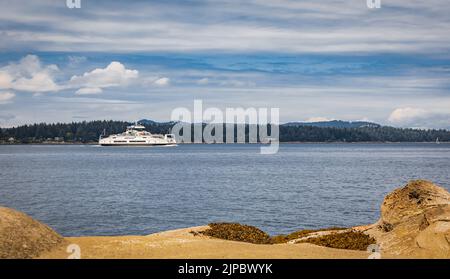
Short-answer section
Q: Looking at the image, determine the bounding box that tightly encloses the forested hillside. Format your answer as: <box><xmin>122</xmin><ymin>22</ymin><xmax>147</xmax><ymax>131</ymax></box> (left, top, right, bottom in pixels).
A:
<box><xmin>1</xmin><ymin>120</ymin><xmax>448</xmax><ymax>143</ymax></box>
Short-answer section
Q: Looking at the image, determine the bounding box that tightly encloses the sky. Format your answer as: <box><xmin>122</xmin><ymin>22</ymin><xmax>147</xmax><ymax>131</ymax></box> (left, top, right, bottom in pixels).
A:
<box><xmin>0</xmin><ymin>0</ymin><xmax>449</xmax><ymax>129</ymax></box>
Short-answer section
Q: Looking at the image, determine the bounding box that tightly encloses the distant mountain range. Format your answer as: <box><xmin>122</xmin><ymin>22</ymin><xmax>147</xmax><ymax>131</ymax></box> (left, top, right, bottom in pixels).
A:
<box><xmin>139</xmin><ymin>119</ymin><xmax>381</xmax><ymax>129</ymax></box>
<box><xmin>138</xmin><ymin>119</ymin><xmax>382</xmax><ymax>129</ymax></box>
<box><xmin>137</xmin><ymin>119</ymin><xmax>175</xmax><ymax>126</ymax></box>
<box><xmin>283</xmin><ymin>120</ymin><xmax>381</xmax><ymax>129</ymax></box>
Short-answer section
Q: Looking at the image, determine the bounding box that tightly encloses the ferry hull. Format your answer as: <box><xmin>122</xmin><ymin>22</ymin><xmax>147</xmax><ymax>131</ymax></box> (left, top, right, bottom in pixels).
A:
<box><xmin>100</xmin><ymin>143</ymin><xmax>176</xmax><ymax>146</ymax></box>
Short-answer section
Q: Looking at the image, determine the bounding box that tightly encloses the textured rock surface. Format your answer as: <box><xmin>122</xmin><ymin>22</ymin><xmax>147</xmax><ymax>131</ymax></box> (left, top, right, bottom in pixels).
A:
<box><xmin>0</xmin><ymin>207</ymin><xmax>65</xmax><ymax>259</ymax></box>
<box><xmin>366</xmin><ymin>180</ymin><xmax>450</xmax><ymax>258</ymax></box>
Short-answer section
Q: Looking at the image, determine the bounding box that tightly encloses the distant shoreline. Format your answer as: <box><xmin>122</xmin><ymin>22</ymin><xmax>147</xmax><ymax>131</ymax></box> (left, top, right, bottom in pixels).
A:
<box><xmin>0</xmin><ymin>141</ymin><xmax>448</xmax><ymax>145</ymax></box>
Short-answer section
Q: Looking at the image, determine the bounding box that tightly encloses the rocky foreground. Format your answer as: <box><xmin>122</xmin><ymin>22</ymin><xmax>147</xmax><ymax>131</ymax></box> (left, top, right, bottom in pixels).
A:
<box><xmin>365</xmin><ymin>180</ymin><xmax>450</xmax><ymax>258</ymax></box>
<box><xmin>0</xmin><ymin>180</ymin><xmax>449</xmax><ymax>259</ymax></box>
<box><xmin>0</xmin><ymin>207</ymin><xmax>64</xmax><ymax>258</ymax></box>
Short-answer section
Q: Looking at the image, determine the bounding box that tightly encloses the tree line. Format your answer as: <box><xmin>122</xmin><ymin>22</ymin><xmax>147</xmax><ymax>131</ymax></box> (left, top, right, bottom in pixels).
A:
<box><xmin>0</xmin><ymin>120</ymin><xmax>448</xmax><ymax>143</ymax></box>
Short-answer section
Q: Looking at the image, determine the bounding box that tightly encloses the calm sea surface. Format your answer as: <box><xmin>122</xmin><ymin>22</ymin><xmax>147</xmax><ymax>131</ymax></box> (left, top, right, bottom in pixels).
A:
<box><xmin>0</xmin><ymin>143</ymin><xmax>449</xmax><ymax>236</ymax></box>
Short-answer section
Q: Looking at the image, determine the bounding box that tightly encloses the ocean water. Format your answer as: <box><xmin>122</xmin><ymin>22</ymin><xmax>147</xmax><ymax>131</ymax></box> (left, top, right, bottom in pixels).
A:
<box><xmin>0</xmin><ymin>143</ymin><xmax>449</xmax><ymax>236</ymax></box>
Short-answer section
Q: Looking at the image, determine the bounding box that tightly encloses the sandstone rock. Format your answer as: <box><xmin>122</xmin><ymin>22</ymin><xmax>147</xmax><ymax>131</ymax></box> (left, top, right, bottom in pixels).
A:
<box><xmin>367</xmin><ymin>180</ymin><xmax>450</xmax><ymax>258</ymax></box>
<box><xmin>0</xmin><ymin>207</ymin><xmax>65</xmax><ymax>259</ymax></box>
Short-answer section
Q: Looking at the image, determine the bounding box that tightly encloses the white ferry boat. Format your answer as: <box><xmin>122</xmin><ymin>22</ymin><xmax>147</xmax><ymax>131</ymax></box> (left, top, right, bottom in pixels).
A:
<box><xmin>99</xmin><ymin>124</ymin><xmax>176</xmax><ymax>146</ymax></box>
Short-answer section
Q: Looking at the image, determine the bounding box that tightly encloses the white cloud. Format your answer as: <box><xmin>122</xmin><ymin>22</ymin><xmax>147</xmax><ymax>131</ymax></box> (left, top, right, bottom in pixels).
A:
<box><xmin>0</xmin><ymin>55</ymin><xmax>59</xmax><ymax>93</ymax></box>
<box><xmin>388</xmin><ymin>107</ymin><xmax>450</xmax><ymax>129</ymax></box>
<box><xmin>1</xmin><ymin>56</ymin><xmax>168</xmax><ymax>98</ymax></box>
<box><xmin>2</xmin><ymin>1</ymin><xmax>450</xmax><ymax>54</ymax></box>
<box><xmin>69</xmin><ymin>61</ymin><xmax>138</xmax><ymax>91</ymax></box>
<box><xmin>13</xmin><ymin>72</ymin><xmax>59</xmax><ymax>92</ymax></box>
<box><xmin>153</xmin><ymin>77</ymin><xmax>170</xmax><ymax>86</ymax></box>
<box><xmin>388</xmin><ymin>107</ymin><xmax>428</xmax><ymax>124</ymax></box>
<box><xmin>69</xmin><ymin>61</ymin><xmax>138</xmax><ymax>94</ymax></box>
<box><xmin>305</xmin><ymin>117</ymin><xmax>332</xmax><ymax>122</ymax></box>
<box><xmin>0</xmin><ymin>91</ymin><xmax>15</xmax><ymax>104</ymax></box>
<box><xmin>75</xmin><ymin>87</ymin><xmax>103</xmax><ymax>95</ymax></box>
<box><xmin>0</xmin><ymin>71</ymin><xmax>13</xmax><ymax>88</ymax></box>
